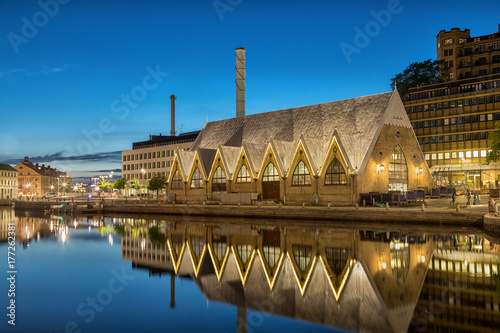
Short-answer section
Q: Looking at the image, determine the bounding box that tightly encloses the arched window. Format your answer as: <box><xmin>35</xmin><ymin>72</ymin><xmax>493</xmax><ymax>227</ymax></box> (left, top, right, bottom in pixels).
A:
<box><xmin>190</xmin><ymin>168</ymin><xmax>203</xmax><ymax>188</ymax></box>
<box><xmin>389</xmin><ymin>145</ymin><xmax>408</xmax><ymax>192</ymax></box>
<box><xmin>212</xmin><ymin>167</ymin><xmax>226</xmax><ymax>192</ymax></box>
<box><xmin>236</xmin><ymin>164</ymin><xmax>251</xmax><ymax>183</ymax></box>
<box><xmin>292</xmin><ymin>161</ymin><xmax>311</xmax><ymax>186</ymax></box>
<box><xmin>171</xmin><ymin>170</ymin><xmax>183</xmax><ymax>189</ymax></box>
<box><xmin>262</xmin><ymin>163</ymin><xmax>279</xmax><ymax>182</ymax></box>
<box><xmin>324</xmin><ymin>158</ymin><xmax>347</xmax><ymax>185</ymax></box>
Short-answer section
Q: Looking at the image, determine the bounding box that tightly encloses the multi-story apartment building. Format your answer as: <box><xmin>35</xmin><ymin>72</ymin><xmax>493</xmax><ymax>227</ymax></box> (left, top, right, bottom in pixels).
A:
<box><xmin>121</xmin><ymin>131</ymin><xmax>199</xmax><ymax>195</ymax></box>
<box><xmin>0</xmin><ymin>164</ymin><xmax>18</xmax><ymax>199</ymax></box>
<box><xmin>437</xmin><ymin>24</ymin><xmax>500</xmax><ymax>80</ymax></box>
<box><xmin>405</xmin><ymin>74</ymin><xmax>500</xmax><ymax>187</ymax></box>
<box><xmin>14</xmin><ymin>157</ymin><xmax>71</xmax><ymax>197</ymax></box>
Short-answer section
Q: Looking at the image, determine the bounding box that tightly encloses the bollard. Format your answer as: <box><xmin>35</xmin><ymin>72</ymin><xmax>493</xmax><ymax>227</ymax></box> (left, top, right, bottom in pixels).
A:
<box><xmin>279</xmin><ymin>202</ymin><xmax>282</xmax><ymax>208</ymax></box>
<box><xmin>372</xmin><ymin>198</ymin><xmax>375</xmax><ymax>206</ymax></box>
<box><xmin>421</xmin><ymin>203</ymin><xmax>426</xmax><ymax>212</ymax></box>
<box><xmin>354</xmin><ymin>202</ymin><xmax>359</xmax><ymax>210</ymax></box>
<box><xmin>456</xmin><ymin>205</ymin><xmax>461</xmax><ymax>213</ymax></box>
<box><xmin>327</xmin><ymin>202</ymin><xmax>331</xmax><ymax>209</ymax></box>
<box><xmin>495</xmin><ymin>203</ymin><xmax>499</xmax><ymax>215</ymax></box>
<box><xmin>385</xmin><ymin>203</ymin><xmax>389</xmax><ymax>210</ymax></box>
<box><xmin>238</xmin><ymin>201</ymin><xmax>241</xmax><ymax>207</ymax></box>
<box><xmin>203</xmin><ymin>201</ymin><xmax>206</xmax><ymax>207</ymax></box>
<box><xmin>302</xmin><ymin>202</ymin><xmax>305</xmax><ymax>209</ymax></box>
<box><xmin>362</xmin><ymin>199</ymin><xmax>366</xmax><ymax>207</ymax></box>
<box><xmin>258</xmin><ymin>201</ymin><xmax>261</xmax><ymax>207</ymax></box>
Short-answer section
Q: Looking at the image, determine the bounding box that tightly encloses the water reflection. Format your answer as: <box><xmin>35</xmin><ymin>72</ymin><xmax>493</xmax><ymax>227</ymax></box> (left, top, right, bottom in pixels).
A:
<box><xmin>114</xmin><ymin>216</ymin><xmax>500</xmax><ymax>333</ymax></box>
<box><xmin>2</xmin><ymin>207</ymin><xmax>500</xmax><ymax>332</ymax></box>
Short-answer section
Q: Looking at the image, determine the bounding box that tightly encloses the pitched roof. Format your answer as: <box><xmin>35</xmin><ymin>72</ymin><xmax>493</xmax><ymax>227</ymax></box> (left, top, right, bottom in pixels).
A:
<box><xmin>190</xmin><ymin>91</ymin><xmax>406</xmax><ymax>175</ymax></box>
<box><xmin>0</xmin><ymin>164</ymin><xmax>17</xmax><ymax>172</ymax></box>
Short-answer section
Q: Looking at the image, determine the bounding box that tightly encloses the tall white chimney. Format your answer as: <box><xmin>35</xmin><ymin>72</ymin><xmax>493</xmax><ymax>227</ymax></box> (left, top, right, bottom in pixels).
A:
<box><xmin>235</xmin><ymin>48</ymin><xmax>246</xmax><ymax>117</ymax></box>
<box><xmin>170</xmin><ymin>95</ymin><xmax>176</xmax><ymax>136</ymax></box>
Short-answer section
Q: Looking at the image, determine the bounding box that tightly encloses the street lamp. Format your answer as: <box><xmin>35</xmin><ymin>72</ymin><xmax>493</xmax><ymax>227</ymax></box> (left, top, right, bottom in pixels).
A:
<box><xmin>25</xmin><ymin>183</ymin><xmax>31</xmax><ymax>198</ymax></box>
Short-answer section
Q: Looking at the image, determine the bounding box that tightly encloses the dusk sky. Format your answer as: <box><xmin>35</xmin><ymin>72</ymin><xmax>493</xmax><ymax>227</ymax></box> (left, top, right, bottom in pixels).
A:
<box><xmin>1</xmin><ymin>0</ymin><xmax>499</xmax><ymax>178</ymax></box>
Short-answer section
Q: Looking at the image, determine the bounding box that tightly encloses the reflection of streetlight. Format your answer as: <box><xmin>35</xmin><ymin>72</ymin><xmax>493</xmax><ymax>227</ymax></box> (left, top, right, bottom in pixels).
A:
<box><xmin>25</xmin><ymin>183</ymin><xmax>31</xmax><ymax>197</ymax></box>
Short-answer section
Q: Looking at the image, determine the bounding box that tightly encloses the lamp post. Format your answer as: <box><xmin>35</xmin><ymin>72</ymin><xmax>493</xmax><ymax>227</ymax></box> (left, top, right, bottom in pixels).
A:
<box><xmin>141</xmin><ymin>169</ymin><xmax>146</xmax><ymax>196</ymax></box>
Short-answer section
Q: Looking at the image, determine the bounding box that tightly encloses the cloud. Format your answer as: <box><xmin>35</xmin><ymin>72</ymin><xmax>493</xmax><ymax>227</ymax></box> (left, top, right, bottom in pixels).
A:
<box><xmin>0</xmin><ymin>68</ymin><xmax>27</xmax><ymax>77</ymax></box>
<box><xmin>0</xmin><ymin>151</ymin><xmax>122</xmax><ymax>165</ymax></box>
<box><xmin>25</xmin><ymin>63</ymin><xmax>79</xmax><ymax>77</ymax></box>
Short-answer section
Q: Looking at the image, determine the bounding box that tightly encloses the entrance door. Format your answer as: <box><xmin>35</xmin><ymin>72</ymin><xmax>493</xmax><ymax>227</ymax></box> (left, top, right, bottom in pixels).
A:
<box><xmin>262</xmin><ymin>163</ymin><xmax>280</xmax><ymax>200</ymax></box>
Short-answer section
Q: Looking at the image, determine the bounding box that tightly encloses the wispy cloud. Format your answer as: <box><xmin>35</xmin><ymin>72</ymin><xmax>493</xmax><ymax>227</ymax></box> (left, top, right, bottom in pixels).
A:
<box><xmin>0</xmin><ymin>151</ymin><xmax>122</xmax><ymax>165</ymax></box>
<box><xmin>0</xmin><ymin>68</ymin><xmax>27</xmax><ymax>77</ymax></box>
<box><xmin>25</xmin><ymin>63</ymin><xmax>79</xmax><ymax>77</ymax></box>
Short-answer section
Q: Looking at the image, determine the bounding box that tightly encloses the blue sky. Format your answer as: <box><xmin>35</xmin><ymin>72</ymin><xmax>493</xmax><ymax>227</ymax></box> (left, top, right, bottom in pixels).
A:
<box><xmin>1</xmin><ymin>0</ymin><xmax>499</xmax><ymax>177</ymax></box>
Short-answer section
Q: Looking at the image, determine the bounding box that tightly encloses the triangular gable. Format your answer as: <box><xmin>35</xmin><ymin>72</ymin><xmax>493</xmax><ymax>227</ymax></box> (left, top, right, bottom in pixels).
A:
<box><xmin>243</xmin><ymin>143</ymin><xmax>267</xmax><ymax>177</ymax></box>
<box><xmin>177</xmin><ymin>150</ymin><xmax>195</xmax><ymax>182</ymax></box>
<box><xmin>219</xmin><ymin>145</ymin><xmax>241</xmax><ymax>178</ymax></box>
<box><xmin>186</xmin><ymin>235</ymin><xmax>207</xmax><ymax>278</ymax></box>
<box><xmin>319</xmin><ymin>256</ymin><xmax>354</xmax><ymax>301</ymax></box>
<box><xmin>196</xmin><ymin>148</ymin><xmax>216</xmax><ymax>179</ymax></box>
<box><xmin>207</xmin><ymin>237</ymin><xmax>230</xmax><ymax>281</ymax></box>
<box><xmin>287</xmin><ymin>251</ymin><xmax>318</xmax><ymax>296</ymax></box>
<box><xmin>285</xmin><ymin>138</ymin><xmax>317</xmax><ymax>179</ymax></box>
<box><xmin>256</xmin><ymin>248</ymin><xmax>285</xmax><ymax>290</ymax></box>
<box><xmin>168</xmin><ymin>154</ymin><xmax>184</xmax><ymax>183</ymax></box>
<box><xmin>258</xmin><ymin>143</ymin><xmax>285</xmax><ymax>179</ymax></box>
<box><xmin>231</xmin><ymin>244</ymin><xmax>256</xmax><ymax>286</ymax></box>
<box><xmin>270</xmin><ymin>139</ymin><xmax>296</xmax><ymax>177</ymax></box>
<box><xmin>301</xmin><ymin>136</ymin><xmax>329</xmax><ymax>175</ymax></box>
<box><xmin>231</xmin><ymin>146</ymin><xmax>256</xmax><ymax>182</ymax></box>
<box><xmin>383</xmin><ymin>90</ymin><xmax>413</xmax><ymax>128</ymax></box>
<box><xmin>167</xmin><ymin>234</ymin><xmax>186</xmax><ymax>274</ymax></box>
<box><xmin>320</xmin><ymin>133</ymin><xmax>351</xmax><ymax>178</ymax></box>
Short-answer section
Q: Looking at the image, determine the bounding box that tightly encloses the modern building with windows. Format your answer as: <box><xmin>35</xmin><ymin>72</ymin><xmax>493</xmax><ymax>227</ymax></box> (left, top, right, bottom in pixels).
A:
<box><xmin>167</xmin><ymin>90</ymin><xmax>432</xmax><ymax>204</ymax></box>
<box><xmin>0</xmin><ymin>164</ymin><xmax>18</xmax><ymax>199</ymax></box>
<box><xmin>437</xmin><ymin>24</ymin><xmax>500</xmax><ymax>80</ymax></box>
<box><xmin>405</xmin><ymin>72</ymin><xmax>500</xmax><ymax>187</ymax></box>
<box><xmin>121</xmin><ymin>131</ymin><xmax>199</xmax><ymax>195</ymax></box>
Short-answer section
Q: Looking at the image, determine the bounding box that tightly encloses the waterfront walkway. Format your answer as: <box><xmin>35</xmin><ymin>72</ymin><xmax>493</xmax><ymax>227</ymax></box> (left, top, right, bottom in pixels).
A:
<box><xmin>13</xmin><ymin>194</ymin><xmax>490</xmax><ymax>225</ymax></box>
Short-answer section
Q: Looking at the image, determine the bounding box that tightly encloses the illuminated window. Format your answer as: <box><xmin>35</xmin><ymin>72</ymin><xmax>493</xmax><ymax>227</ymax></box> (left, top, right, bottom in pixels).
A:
<box><xmin>389</xmin><ymin>146</ymin><xmax>408</xmax><ymax>192</ymax></box>
<box><xmin>481</xmin><ymin>150</ymin><xmax>487</xmax><ymax>157</ymax></box>
<box><xmin>236</xmin><ymin>244</ymin><xmax>253</xmax><ymax>265</ymax></box>
<box><xmin>263</xmin><ymin>246</ymin><xmax>280</xmax><ymax>269</ymax></box>
<box><xmin>190</xmin><ymin>168</ymin><xmax>203</xmax><ymax>188</ymax></box>
<box><xmin>292</xmin><ymin>245</ymin><xmax>312</xmax><ymax>272</ymax></box>
<box><xmin>292</xmin><ymin>161</ymin><xmax>311</xmax><ymax>186</ymax></box>
<box><xmin>262</xmin><ymin>163</ymin><xmax>279</xmax><ymax>182</ymax></box>
<box><xmin>459</xmin><ymin>152</ymin><xmax>464</xmax><ymax>158</ymax></box>
<box><xmin>466</xmin><ymin>151</ymin><xmax>472</xmax><ymax>158</ymax></box>
<box><xmin>190</xmin><ymin>236</ymin><xmax>204</xmax><ymax>258</ymax></box>
<box><xmin>236</xmin><ymin>164</ymin><xmax>251</xmax><ymax>183</ymax></box>
<box><xmin>171</xmin><ymin>170</ymin><xmax>183</xmax><ymax>189</ymax></box>
<box><xmin>325</xmin><ymin>248</ymin><xmax>348</xmax><ymax>276</ymax></box>
<box><xmin>324</xmin><ymin>158</ymin><xmax>347</xmax><ymax>185</ymax></box>
<box><xmin>212</xmin><ymin>167</ymin><xmax>226</xmax><ymax>192</ymax></box>
<box><xmin>473</xmin><ymin>151</ymin><xmax>479</xmax><ymax>158</ymax></box>
<box><xmin>390</xmin><ymin>240</ymin><xmax>409</xmax><ymax>285</ymax></box>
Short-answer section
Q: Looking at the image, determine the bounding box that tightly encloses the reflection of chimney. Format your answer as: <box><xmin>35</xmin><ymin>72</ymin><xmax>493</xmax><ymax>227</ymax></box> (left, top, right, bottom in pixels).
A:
<box><xmin>170</xmin><ymin>95</ymin><xmax>176</xmax><ymax>136</ymax></box>
<box><xmin>170</xmin><ymin>272</ymin><xmax>175</xmax><ymax>309</ymax></box>
<box><xmin>235</xmin><ymin>48</ymin><xmax>246</xmax><ymax>117</ymax></box>
<box><xmin>237</xmin><ymin>305</ymin><xmax>247</xmax><ymax>333</ymax></box>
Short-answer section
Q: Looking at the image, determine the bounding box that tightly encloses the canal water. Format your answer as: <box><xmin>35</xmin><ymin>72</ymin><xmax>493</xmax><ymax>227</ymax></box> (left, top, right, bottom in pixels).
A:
<box><xmin>1</xmin><ymin>207</ymin><xmax>499</xmax><ymax>333</ymax></box>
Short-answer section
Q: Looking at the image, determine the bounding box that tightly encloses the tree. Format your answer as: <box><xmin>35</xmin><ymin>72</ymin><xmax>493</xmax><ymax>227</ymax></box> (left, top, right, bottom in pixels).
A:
<box><xmin>130</xmin><ymin>178</ymin><xmax>142</xmax><ymax>196</ymax></box>
<box><xmin>98</xmin><ymin>178</ymin><xmax>112</xmax><ymax>193</ymax></box>
<box><xmin>390</xmin><ymin>59</ymin><xmax>451</xmax><ymax>101</ymax></box>
<box><xmin>112</xmin><ymin>178</ymin><xmax>127</xmax><ymax>196</ymax></box>
<box><xmin>486</xmin><ymin>121</ymin><xmax>500</xmax><ymax>164</ymax></box>
<box><xmin>147</xmin><ymin>173</ymin><xmax>167</xmax><ymax>199</ymax></box>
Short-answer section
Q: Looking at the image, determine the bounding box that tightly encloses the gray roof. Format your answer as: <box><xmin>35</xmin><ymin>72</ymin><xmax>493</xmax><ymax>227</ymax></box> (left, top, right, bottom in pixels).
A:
<box><xmin>183</xmin><ymin>91</ymin><xmax>410</xmax><ymax>178</ymax></box>
<box><xmin>0</xmin><ymin>164</ymin><xmax>17</xmax><ymax>172</ymax></box>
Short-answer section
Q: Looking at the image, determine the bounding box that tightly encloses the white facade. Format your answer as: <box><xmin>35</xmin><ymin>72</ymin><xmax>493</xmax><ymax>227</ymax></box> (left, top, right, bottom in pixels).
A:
<box><xmin>0</xmin><ymin>166</ymin><xmax>18</xmax><ymax>199</ymax></box>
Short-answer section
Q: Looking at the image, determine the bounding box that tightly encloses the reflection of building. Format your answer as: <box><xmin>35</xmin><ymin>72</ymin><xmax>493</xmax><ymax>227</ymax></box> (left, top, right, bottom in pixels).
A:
<box><xmin>411</xmin><ymin>235</ymin><xmax>500</xmax><ymax>332</ymax></box>
<box><xmin>168</xmin><ymin>91</ymin><xmax>433</xmax><ymax>204</ymax></box>
<box><xmin>14</xmin><ymin>157</ymin><xmax>71</xmax><ymax>197</ymax></box>
<box><xmin>121</xmin><ymin>218</ymin><xmax>462</xmax><ymax>333</ymax></box>
<box><xmin>0</xmin><ymin>164</ymin><xmax>18</xmax><ymax>199</ymax></box>
<box><xmin>436</xmin><ymin>24</ymin><xmax>500</xmax><ymax>80</ymax></box>
<box><xmin>0</xmin><ymin>208</ymin><xmax>15</xmax><ymax>242</ymax></box>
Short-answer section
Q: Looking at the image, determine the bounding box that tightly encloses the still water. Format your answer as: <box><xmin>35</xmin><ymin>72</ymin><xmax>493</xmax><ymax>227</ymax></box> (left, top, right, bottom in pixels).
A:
<box><xmin>1</xmin><ymin>207</ymin><xmax>500</xmax><ymax>333</ymax></box>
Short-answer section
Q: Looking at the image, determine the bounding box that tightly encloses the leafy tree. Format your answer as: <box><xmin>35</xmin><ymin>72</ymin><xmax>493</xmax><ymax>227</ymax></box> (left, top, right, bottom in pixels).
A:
<box><xmin>98</xmin><ymin>178</ymin><xmax>112</xmax><ymax>193</ymax></box>
<box><xmin>130</xmin><ymin>178</ymin><xmax>142</xmax><ymax>195</ymax></box>
<box><xmin>486</xmin><ymin>121</ymin><xmax>500</xmax><ymax>164</ymax></box>
<box><xmin>112</xmin><ymin>178</ymin><xmax>127</xmax><ymax>196</ymax></box>
<box><xmin>390</xmin><ymin>59</ymin><xmax>451</xmax><ymax>101</ymax></box>
<box><xmin>147</xmin><ymin>173</ymin><xmax>167</xmax><ymax>199</ymax></box>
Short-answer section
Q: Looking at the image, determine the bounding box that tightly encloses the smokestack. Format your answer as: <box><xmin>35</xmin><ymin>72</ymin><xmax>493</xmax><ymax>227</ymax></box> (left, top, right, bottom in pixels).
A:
<box><xmin>170</xmin><ymin>95</ymin><xmax>176</xmax><ymax>136</ymax></box>
<box><xmin>235</xmin><ymin>48</ymin><xmax>246</xmax><ymax>117</ymax></box>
